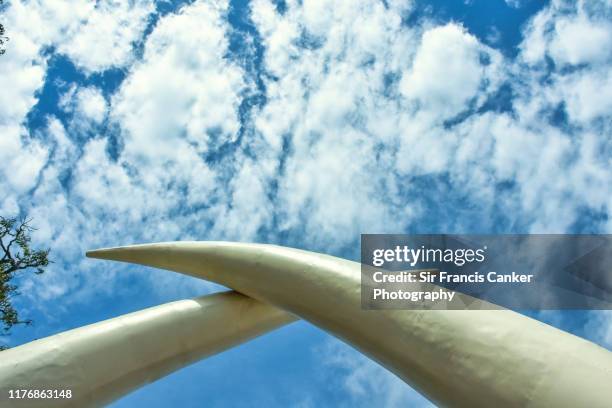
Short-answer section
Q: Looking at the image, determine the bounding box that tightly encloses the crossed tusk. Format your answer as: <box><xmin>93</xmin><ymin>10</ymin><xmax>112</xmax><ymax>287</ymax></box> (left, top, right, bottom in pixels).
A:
<box><xmin>86</xmin><ymin>241</ymin><xmax>612</xmax><ymax>408</ymax></box>
<box><xmin>1</xmin><ymin>241</ymin><xmax>611</xmax><ymax>407</ymax></box>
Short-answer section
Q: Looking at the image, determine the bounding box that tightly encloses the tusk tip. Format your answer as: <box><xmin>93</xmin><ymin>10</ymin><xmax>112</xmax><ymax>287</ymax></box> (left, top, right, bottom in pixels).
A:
<box><xmin>86</xmin><ymin>247</ymin><xmax>122</xmax><ymax>259</ymax></box>
<box><xmin>85</xmin><ymin>244</ymin><xmax>150</xmax><ymax>260</ymax></box>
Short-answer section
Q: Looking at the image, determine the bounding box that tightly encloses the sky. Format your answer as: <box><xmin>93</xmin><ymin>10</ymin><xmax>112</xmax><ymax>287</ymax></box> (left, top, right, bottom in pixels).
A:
<box><xmin>1</xmin><ymin>0</ymin><xmax>611</xmax><ymax>406</ymax></box>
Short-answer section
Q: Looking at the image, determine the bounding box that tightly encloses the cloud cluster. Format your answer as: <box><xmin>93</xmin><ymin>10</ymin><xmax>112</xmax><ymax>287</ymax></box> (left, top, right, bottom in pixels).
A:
<box><xmin>251</xmin><ymin>0</ymin><xmax>421</xmax><ymax>249</ymax></box>
<box><xmin>251</xmin><ymin>0</ymin><xmax>612</xmax><ymax>239</ymax></box>
<box><xmin>0</xmin><ymin>0</ymin><xmax>155</xmax><ymax>214</ymax></box>
<box><xmin>512</xmin><ymin>0</ymin><xmax>612</xmax><ymax>231</ymax></box>
<box><xmin>57</xmin><ymin>0</ymin><xmax>154</xmax><ymax>73</ymax></box>
<box><xmin>1</xmin><ymin>0</ymin><xmax>228</xmax><ymax>302</ymax></box>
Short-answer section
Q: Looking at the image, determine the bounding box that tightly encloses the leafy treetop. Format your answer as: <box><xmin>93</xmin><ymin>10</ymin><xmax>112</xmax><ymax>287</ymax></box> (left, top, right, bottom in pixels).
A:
<box><xmin>0</xmin><ymin>217</ymin><xmax>50</xmax><ymax>347</ymax></box>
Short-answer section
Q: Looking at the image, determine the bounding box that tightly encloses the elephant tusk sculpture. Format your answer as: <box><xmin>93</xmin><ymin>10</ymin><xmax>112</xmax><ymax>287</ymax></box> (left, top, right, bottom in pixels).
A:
<box><xmin>0</xmin><ymin>291</ymin><xmax>294</xmax><ymax>407</ymax></box>
<box><xmin>86</xmin><ymin>241</ymin><xmax>612</xmax><ymax>408</ymax></box>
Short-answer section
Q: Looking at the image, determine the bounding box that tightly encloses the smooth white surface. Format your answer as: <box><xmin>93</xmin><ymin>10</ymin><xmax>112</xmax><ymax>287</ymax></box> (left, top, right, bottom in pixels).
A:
<box><xmin>0</xmin><ymin>291</ymin><xmax>294</xmax><ymax>407</ymax></box>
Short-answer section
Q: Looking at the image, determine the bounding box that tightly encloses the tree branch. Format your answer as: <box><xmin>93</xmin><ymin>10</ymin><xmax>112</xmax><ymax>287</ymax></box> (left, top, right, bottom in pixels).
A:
<box><xmin>0</xmin><ymin>216</ymin><xmax>49</xmax><ymax>336</ymax></box>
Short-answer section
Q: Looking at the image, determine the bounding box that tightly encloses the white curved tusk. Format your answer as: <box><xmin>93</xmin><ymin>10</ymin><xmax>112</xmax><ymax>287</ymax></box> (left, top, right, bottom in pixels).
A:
<box><xmin>87</xmin><ymin>241</ymin><xmax>612</xmax><ymax>408</ymax></box>
<box><xmin>0</xmin><ymin>291</ymin><xmax>294</xmax><ymax>407</ymax></box>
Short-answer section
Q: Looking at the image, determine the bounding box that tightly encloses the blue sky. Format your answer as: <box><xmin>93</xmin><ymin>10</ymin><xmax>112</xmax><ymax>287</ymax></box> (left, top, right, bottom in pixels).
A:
<box><xmin>1</xmin><ymin>0</ymin><xmax>612</xmax><ymax>406</ymax></box>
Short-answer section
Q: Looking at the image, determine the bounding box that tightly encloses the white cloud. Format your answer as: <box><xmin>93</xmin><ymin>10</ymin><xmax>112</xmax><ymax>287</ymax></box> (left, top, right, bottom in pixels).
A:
<box><xmin>557</xmin><ymin>69</ymin><xmax>612</xmax><ymax>123</ymax></box>
<box><xmin>549</xmin><ymin>15</ymin><xmax>612</xmax><ymax>66</ymax></box>
<box><xmin>521</xmin><ymin>0</ymin><xmax>612</xmax><ymax>67</ymax></box>
<box><xmin>112</xmin><ymin>0</ymin><xmax>242</xmax><ymax>163</ymax></box>
<box><xmin>60</xmin><ymin>85</ymin><xmax>108</xmax><ymax>129</ymax></box>
<box><xmin>400</xmin><ymin>24</ymin><xmax>501</xmax><ymax>119</ymax></box>
<box><xmin>518</xmin><ymin>6</ymin><xmax>552</xmax><ymax>64</ymax></box>
<box><xmin>75</xmin><ymin>87</ymin><xmax>108</xmax><ymax>123</ymax></box>
<box><xmin>0</xmin><ymin>124</ymin><xmax>48</xmax><ymax>195</ymax></box>
<box><xmin>57</xmin><ymin>0</ymin><xmax>155</xmax><ymax>73</ymax></box>
<box><xmin>209</xmin><ymin>159</ymin><xmax>273</xmax><ymax>241</ymax></box>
